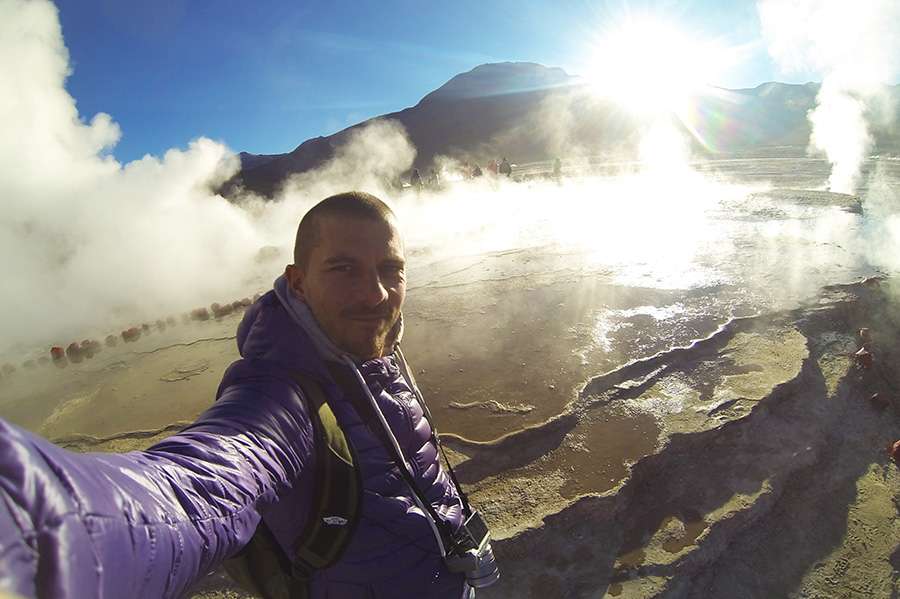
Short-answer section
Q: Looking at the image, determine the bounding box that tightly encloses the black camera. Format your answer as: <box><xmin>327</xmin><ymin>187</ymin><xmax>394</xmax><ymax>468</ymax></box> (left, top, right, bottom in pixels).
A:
<box><xmin>444</xmin><ymin>511</ymin><xmax>500</xmax><ymax>588</ymax></box>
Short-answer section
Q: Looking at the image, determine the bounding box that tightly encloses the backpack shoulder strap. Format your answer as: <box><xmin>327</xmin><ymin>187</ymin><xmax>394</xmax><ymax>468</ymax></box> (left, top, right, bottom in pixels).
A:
<box><xmin>290</xmin><ymin>372</ymin><xmax>360</xmax><ymax>571</ymax></box>
<box><xmin>223</xmin><ymin>371</ymin><xmax>360</xmax><ymax>599</ymax></box>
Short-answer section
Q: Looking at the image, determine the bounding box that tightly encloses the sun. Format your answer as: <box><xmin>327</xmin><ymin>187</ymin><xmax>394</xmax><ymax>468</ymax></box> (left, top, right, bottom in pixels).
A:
<box><xmin>587</xmin><ymin>18</ymin><xmax>726</xmax><ymax>117</ymax></box>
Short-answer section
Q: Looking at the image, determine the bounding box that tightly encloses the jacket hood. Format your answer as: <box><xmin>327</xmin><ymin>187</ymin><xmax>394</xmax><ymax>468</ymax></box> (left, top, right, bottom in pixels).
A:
<box><xmin>230</xmin><ymin>275</ymin><xmax>403</xmax><ymax>379</ymax></box>
<box><xmin>231</xmin><ymin>289</ymin><xmax>318</xmax><ymax>373</ymax></box>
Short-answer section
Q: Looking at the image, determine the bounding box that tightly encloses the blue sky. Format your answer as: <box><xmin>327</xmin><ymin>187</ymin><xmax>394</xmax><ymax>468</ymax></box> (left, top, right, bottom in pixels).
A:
<box><xmin>55</xmin><ymin>0</ymin><xmax>812</xmax><ymax>163</ymax></box>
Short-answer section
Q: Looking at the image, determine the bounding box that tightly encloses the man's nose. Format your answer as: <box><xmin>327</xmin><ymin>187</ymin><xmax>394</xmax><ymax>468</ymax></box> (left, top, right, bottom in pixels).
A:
<box><xmin>359</xmin><ymin>270</ymin><xmax>389</xmax><ymax>307</ymax></box>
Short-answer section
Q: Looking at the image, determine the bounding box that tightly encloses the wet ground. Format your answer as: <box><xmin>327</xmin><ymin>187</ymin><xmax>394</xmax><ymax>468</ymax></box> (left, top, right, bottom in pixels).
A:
<box><xmin>1</xmin><ymin>155</ymin><xmax>898</xmax><ymax>598</ymax></box>
<box><xmin>476</xmin><ymin>278</ymin><xmax>900</xmax><ymax>598</ymax></box>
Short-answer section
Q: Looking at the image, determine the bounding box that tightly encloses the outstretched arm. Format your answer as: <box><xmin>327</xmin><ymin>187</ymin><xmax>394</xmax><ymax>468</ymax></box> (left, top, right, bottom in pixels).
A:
<box><xmin>0</xmin><ymin>378</ymin><xmax>314</xmax><ymax>599</ymax></box>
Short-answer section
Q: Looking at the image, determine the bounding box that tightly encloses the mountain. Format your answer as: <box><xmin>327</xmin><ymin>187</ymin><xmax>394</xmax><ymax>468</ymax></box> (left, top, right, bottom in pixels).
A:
<box><xmin>236</xmin><ymin>151</ymin><xmax>278</xmax><ymax>170</ymax></box>
<box><xmin>227</xmin><ymin>63</ymin><xmax>900</xmax><ymax>198</ymax></box>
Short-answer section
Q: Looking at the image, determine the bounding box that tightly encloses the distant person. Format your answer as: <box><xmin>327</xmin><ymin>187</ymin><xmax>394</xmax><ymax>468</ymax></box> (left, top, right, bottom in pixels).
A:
<box><xmin>487</xmin><ymin>160</ymin><xmax>498</xmax><ymax>175</ymax></box>
<box><xmin>0</xmin><ymin>192</ymin><xmax>499</xmax><ymax>598</ymax></box>
<box><xmin>410</xmin><ymin>168</ymin><xmax>422</xmax><ymax>188</ymax></box>
<box><xmin>472</xmin><ymin>164</ymin><xmax>483</xmax><ymax>178</ymax></box>
<box><xmin>428</xmin><ymin>168</ymin><xmax>441</xmax><ymax>188</ymax></box>
<box><xmin>499</xmin><ymin>158</ymin><xmax>512</xmax><ymax>177</ymax></box>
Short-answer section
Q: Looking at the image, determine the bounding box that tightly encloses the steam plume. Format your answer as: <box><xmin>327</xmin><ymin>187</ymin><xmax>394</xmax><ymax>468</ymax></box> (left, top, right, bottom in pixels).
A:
<box><xmin>0</xmin><ymin>0</ymin><xmax>423</xmax><ymax>355</ymax></box>
<box><xmin>0</xmin><ymin>0</ymin><xmax>265</xmax><ymax>352</ymax></box>
<box><xmin>758</xmin><ymin>0</ymin><xmax>900</xmax><ymax>193</ymax></box>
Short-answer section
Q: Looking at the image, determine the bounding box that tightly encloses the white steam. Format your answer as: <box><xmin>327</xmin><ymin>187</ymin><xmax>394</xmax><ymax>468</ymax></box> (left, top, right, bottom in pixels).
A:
<box><xmin>758</xmin><ymin>0</ymin><xmax>900</xmax><ymax>193</ymax></box>
<box><xmin>242</xmin><ymin>119</ymin><xmax>417</xmax><ymax>268</ymax></box>
<box><xmin>0</xmin><ymin>0</ymin><xmax>425</xmax><ymax>356</ymax></box>
<box><xmin>2</xmin><ymin>0</ymin><xmax>894</xmax><ymax>362</ymax></box>
<box><xmin>860</xmin><ymin>162</ymin><xmax>900</xmax><ymax>274</ymax></box>
<box><xmin>0</xmin><ymin>0</ymin><xmax>267</xmax><ymax>352</ymax></box>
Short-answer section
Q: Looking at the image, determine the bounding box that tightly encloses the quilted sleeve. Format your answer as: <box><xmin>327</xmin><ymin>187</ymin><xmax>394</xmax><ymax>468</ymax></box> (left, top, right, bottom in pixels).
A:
<box><xmin>0</xmin><ymin>377</ymin><xmax>315</xmax><ymax>599</ymax></box>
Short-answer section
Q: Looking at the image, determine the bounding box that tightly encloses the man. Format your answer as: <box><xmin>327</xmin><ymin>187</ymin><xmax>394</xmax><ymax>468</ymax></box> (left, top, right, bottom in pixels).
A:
<box><xmin>0</xmin><ymin>192</ymin><xmax>496</xmax><ymax>598</ymax></box>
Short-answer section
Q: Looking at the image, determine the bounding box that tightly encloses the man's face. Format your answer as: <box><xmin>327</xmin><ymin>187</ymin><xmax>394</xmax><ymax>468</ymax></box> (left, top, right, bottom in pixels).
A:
<box><xmin>287</xmin><ymin>214</ymin><xmax>406</xmax><ymax>360</ymax></box>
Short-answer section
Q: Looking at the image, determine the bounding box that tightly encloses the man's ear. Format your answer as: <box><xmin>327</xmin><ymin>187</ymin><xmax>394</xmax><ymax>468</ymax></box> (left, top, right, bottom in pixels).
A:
<box><xmin>285</xmin><ymin>264</ymin><xmax>307</xmax><ymax>301</ymax></box>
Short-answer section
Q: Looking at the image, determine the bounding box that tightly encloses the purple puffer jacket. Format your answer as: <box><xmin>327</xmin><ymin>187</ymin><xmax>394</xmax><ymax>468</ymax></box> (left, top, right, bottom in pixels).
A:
<box><xmin>0</xmin><ymin>287</ymin><xmax>467</xmax><ymax>598</ymax></box>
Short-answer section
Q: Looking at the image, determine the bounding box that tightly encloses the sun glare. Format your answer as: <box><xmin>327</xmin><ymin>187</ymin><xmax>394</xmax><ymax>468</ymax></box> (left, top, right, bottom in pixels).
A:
<box><xmin>588</xmin><ymin>18</ymin><xmax>726</xmax><ymax>117</ymax></box>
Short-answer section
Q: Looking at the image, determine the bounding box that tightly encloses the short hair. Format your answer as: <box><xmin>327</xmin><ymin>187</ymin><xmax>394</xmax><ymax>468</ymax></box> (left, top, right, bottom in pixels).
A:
<box><xmin>293</xmin><ymin>191</ymin><xmax>396</xmax><ymax>268</ymax></box>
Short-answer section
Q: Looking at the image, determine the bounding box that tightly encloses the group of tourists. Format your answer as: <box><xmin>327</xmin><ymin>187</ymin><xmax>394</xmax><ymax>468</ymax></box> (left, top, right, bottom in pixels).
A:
<box><xmin>407</xmin><ymin>156</ymin><xmax>569</xmax><ymax>191</ymax></box>
<box><xmin>409</xmin><ymin>167</ymin><xmax>440</xmax><ymax>189</ymax></box>
<box><xmin>408</xmin><ymin>157</ymin><xmax>514</xmax><ymax>191</ymax></box>
<box><xmin>472</xmin><ymin>157</ymin><xmax>512</xmax><ymax>179</ymax></box>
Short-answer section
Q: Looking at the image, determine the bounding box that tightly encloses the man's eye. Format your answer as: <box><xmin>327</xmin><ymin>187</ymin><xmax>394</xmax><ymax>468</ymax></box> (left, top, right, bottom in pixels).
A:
<box><xmin>330</xmin><ymin>265</ymin><xmax>353</xmax><ymax>273</ymax></box>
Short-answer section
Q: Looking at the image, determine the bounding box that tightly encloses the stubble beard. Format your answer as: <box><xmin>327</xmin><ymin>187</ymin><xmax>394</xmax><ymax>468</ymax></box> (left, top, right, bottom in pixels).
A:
<box><xmin>364</xmin><ymin>312</ymin><xmax>398</xmax><ymax>359</ymax></box>
<box><xmin>339</xmin><ymin>311</ymin><xmax>399</xmax><ymax>360</ymax></box>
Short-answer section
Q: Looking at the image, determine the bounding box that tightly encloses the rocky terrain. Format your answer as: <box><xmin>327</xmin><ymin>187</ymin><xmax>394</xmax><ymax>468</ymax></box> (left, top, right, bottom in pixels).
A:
<box><xmin>471</xmin><ymin>278</ymin><xmax>900</xmax><ymax>598</ymax></box>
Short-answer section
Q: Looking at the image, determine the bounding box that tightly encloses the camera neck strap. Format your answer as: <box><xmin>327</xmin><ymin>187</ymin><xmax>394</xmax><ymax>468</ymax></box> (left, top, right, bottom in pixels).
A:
<box><xmin>394</xmin><ymin>347</ymin><xmax>473</xmax><ymax>515</ymax></box>
<box><xmin>338</xmin><ymin>356</ymin><xmax>458</xmax><ymax>556</ymax></box>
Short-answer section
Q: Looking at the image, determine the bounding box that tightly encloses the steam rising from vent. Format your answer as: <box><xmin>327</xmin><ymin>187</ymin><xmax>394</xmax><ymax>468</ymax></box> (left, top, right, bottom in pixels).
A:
<box><xmin>242</xmin><ymin>120</ymin><xmax>417</xmax><ymax>261</ymax></box>
<box><xmin>0</xmin><ymin>0</ymin><xmax>263</xmax><ymax>351</ymax></box>
<box><xmin>0</xmin><ymin>0</ymin><xmax>425</xmax><ymax>354</ymax></box>
<box><xmin>758</xmin><ymin>0</ymin><xmax>900</xmax><ymax>194</ymax></box>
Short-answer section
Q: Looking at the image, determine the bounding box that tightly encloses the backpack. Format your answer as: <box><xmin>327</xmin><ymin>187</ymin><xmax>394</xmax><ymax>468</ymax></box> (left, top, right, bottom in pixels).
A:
<box><xmin>223</xmin><ymin>373</ymin><xmax>361</xmax><ymax>599</ymax></box>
